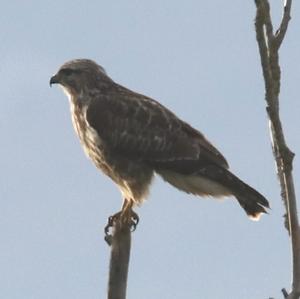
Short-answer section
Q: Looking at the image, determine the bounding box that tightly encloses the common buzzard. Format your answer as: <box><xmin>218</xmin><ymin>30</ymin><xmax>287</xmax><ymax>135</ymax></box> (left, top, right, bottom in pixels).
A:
<box><xmin>50</xmin><ymin>59</ymin><xmax>269</xmax><ymax>228</ymax></box>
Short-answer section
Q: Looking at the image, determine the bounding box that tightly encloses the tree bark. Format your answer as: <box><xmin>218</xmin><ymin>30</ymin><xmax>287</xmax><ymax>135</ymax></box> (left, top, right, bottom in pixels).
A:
<box><xmin>254</xmin><ymin>1</ymin><xmax>300</xmax><ymax>298</ymax></box>
<box><xmin>106</xmin><ymin>220</ymin><xmax>131</xmax><ymax>299</ymax></box>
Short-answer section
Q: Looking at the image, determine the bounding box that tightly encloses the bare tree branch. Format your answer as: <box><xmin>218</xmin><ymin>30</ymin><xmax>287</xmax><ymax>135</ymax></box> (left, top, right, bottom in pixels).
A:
<box><xmin>274</xmin><ymin>0</ymin><xmax>292</xmax><ymax>49</ymax></box>
<box><xmin>254</xmin><ymin>1</ymin><xmax>300</xmax><ymax>298</ymax></box>
<box><xmin>106</xmin><ymin>220</ymin><xmax>131</xmax><ymax>299</ymax></box>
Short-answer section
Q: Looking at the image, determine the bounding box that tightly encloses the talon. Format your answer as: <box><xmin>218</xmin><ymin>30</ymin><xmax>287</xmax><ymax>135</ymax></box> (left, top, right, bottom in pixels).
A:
<box><xmin>129</xmin><ymin>211</ymin><xmax>139</xmax><ymax>231</ymax></box>
<box><xmin>132</xmin><ymin>211</ymin><xmax>139</xmax><ymax>223</ymax></box>
<box><xmin>104</xmin><ymin>207</ymin><xmax>139</xmax><ymax>237</ymax></box>
<box><xmin>104</xmin><ymin>234</ymin><xmax>112</xmax><ymax>246</ymax></box>
<box><xmin>104</xmin><ymin>213</ymin><xmax>121</xmax><ymax>236</ymax></box>
<box><xmin>130</xmin><ymin>221</ymin><xmax>137</xmax><ymax>232</ymax></box>
<box><xmin>125</xmin><ymin>208</ymin><xmax>139</xmax><ymax>231</ymax></box>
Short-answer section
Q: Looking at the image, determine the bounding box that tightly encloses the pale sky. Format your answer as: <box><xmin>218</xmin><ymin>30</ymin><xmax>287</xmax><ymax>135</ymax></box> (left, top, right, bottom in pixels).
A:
<box><xmin>1</xmin><ymin>1</ymin><xmax>299</xmax><ymax>298</ymax></box>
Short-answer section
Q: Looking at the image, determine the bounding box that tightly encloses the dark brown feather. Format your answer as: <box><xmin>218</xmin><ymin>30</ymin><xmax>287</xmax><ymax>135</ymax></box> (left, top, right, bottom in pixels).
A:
<box><xmin>86</xmin><ymin>84</ymin><xmax>228</xmax><ymax>174</ymax></box>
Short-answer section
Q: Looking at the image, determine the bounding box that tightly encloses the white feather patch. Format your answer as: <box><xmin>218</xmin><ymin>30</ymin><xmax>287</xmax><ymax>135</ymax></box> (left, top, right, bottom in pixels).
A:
<box><xmin>157</xmin><ymin>170</ymin><xmax>231</xmax><ymax>198</ymax></box>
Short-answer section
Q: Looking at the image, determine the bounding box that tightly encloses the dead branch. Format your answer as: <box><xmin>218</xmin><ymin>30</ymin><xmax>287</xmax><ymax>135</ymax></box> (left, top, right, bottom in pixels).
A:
<box><xmin>254</xmin><ymin>1</ymin><xmax>300</xmax><ymax>298</ymax></box>
<box><xmin>106</xmin><ymin>219</ymin><xmax>131</xmax><ymax>299</ymax></box>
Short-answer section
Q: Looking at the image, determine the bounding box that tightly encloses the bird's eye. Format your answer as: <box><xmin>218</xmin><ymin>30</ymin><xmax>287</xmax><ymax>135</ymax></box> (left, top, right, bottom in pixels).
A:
<box><xmin>61</xmin><ymin>68</ymin><xmax>73</xmax><ymax>76</ymax></box>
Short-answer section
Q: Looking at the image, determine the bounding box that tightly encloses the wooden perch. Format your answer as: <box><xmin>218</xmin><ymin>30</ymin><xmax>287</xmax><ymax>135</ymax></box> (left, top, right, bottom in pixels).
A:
<box><xmin>106</xmin><ymin>219</ymin><xmax>132</xmax><ymax>299</ymax></box>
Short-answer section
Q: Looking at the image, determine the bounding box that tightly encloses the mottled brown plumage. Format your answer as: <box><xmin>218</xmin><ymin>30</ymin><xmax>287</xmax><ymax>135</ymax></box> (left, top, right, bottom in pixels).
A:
<box><xmin>50</xmin><ymin>59</ymin><xmax>269</xmax><ymax>221</ymax></box>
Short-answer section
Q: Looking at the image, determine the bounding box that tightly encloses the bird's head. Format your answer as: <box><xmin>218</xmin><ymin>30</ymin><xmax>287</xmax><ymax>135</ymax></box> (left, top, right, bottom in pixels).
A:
<box><xmin>50</xmin><ymin>59</ymin><xmax>111</xmax><ymax>96</ymax></box>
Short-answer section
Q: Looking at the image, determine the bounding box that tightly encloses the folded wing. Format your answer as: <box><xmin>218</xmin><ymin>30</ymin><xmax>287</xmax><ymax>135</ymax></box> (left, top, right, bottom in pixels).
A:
<box><xmin>86</xmin><ymin>85</ymin><xmax>228</xmax><ymax>173</ymax></box>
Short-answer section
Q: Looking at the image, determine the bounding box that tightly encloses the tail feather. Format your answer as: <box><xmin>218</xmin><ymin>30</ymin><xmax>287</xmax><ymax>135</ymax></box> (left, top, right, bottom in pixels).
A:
<box><xmin>157</xmin><ymin>164</ymin><xmax>270</xmax><ymax>220</ymax></box>
<box><xmin>235</xmin><ymin>194</ymin><xmax>268</xmax><ymax>220</ymax></box>
<box><xmin>198</xmin><ymin>166</ymin><xmax>270</xmax><ymax>219</ymax></box>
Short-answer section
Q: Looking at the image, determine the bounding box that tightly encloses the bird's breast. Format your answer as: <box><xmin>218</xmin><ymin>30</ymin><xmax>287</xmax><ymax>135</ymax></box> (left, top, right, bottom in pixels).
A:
<box><xmin>70</xmin><ymin>103</ymin><xmax>108</xmax><ymax>169</ymax></box>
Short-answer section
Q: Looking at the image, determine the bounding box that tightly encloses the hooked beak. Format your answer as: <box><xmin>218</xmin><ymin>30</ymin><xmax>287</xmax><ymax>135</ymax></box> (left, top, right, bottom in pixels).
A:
<box><xmin>49</xmin><ymin>74</ymin><xmax>59</xmax><ymax>87</ymax></box>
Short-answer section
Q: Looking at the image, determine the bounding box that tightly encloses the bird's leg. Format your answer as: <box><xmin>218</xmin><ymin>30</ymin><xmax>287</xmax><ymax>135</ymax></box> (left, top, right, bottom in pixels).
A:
<box><xmin>104</xmin><ymin>199</ymin><xmax>139</xmax><ymax>237</ymax></box>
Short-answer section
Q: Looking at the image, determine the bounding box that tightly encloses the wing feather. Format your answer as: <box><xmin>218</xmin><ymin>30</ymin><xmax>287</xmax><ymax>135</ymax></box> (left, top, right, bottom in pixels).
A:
<box><xmin>86</xmin><ymin>85</ymin><xmax>228</xmax><ymax>173</ymax></box>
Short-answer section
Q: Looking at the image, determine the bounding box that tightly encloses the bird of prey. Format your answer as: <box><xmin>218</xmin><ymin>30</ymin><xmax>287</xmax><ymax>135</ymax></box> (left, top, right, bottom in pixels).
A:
<box><xmin>50</xmin><ymin>59</ymin><xmax>269</xmax><ymax>229</ymax></box>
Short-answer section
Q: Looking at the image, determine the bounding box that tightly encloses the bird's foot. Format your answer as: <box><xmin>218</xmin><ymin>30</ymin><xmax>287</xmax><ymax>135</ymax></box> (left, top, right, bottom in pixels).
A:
<box><xmin>104</xmin><ymin>208</ymin><xmax>139</xmax><ymax>237</ymax></box>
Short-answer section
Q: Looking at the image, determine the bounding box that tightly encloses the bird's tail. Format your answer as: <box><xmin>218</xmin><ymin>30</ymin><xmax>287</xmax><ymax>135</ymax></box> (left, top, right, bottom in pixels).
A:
<box><xmin>203</xmin><ymin>166</ymin><xmax>270</xmax><ymax>220</ymax></box>
<box><xmin>157</xmin><ymin>164</ymin><xmax>270</xmax><ymax>220</ymax></box>
<box><xmin>234</xmin><ymin>190</ymin><xmax>269</xmax><ymax>220</ymax></box>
